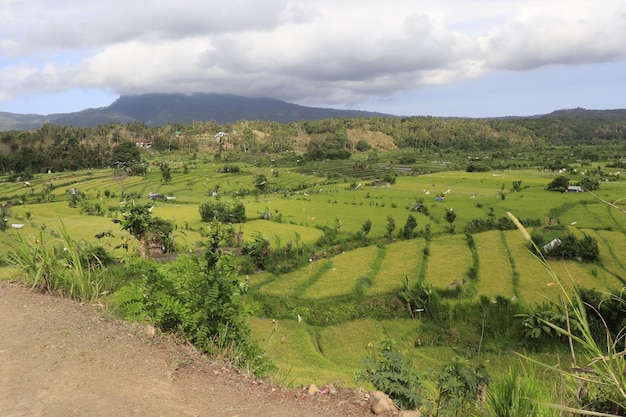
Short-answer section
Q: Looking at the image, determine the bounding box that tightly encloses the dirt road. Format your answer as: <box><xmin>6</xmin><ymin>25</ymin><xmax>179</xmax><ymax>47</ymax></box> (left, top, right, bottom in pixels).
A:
<box><xmin>0</xmin><ymin>281</ymin><xmax>373</xmax><ymax>417</ymax></box>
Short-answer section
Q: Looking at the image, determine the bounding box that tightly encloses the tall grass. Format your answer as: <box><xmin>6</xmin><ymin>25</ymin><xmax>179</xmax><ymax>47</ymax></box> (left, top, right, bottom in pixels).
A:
<box><xmin>507</xmin><ymin>211</ymin><xmax>626</xmax><ymax>416</ymax></box>
<box><xmin>482</xmin><ymin>366</ymin><xmax>556</xmax><ymax>417</ymax></box>
<box><xmin>7</xmin><ymin>223</ymin><xmax>107</xmax><ymax>302</ymax></box>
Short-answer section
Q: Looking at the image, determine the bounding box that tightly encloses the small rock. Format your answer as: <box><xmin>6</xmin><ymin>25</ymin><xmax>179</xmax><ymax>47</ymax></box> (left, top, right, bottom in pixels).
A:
<box><xmin>280</xmin><ymin>336</ymin><xmax>286</xmax><ymax>343</ymax></box>
<box><xmin>308</xmin><ymin>384</ymin><xmax>321</xmax><ymax>395</ymax></box>
<box><xmin>372</xmin><ymin>397</ymin><xmax>392</xmax><ymax>414</ymax></box>
<box><xmin>371</xmin><ymin>391</ymin><xmax>387</xmax><ymax>402</ymax></box>
<box><xmin>144</xmin><ymin>324</ymin><xmax>156</xmax><ymax>337</ymax></box>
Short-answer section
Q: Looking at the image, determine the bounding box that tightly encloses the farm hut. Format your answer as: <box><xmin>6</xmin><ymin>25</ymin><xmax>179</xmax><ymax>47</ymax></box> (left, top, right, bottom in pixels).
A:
<box><xmin>542</xmin><ymin>238</ymin><xmax>562</xmax><ymax>253</ymax></box>
<box><xmin>148</xmin><ymin>192</ymin><xmax>165</xmax><ymax>201</ymax></box>
<box><xmin>135</xmin><ymin>138</ymin><xmax>152</xmax><ymax>148</ymax></box>
<box><xmin>567</xmin><ymin>185</ymin><xmax>583</xmax><ymax>192</ymax></box>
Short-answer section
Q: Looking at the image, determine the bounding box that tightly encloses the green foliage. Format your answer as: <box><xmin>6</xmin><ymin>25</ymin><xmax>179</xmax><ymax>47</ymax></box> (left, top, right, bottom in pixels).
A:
<box><xmin>522</xmin><ymin>273</ymin><xmax>626</xmax><ymax>415</ymax></box>
<box><xmin>114</xmin><ymin>201</ymin><xmax>174</xmax><ymax>257</ymax></box>
<box><xmin>129</xmin><ymin>163</ymin><xmax>146</xmax><ymax>176</ymax></box>
<box><xmin>577</xmin><ymin>288</ymin><xmax>626</xmax><ymax>345</ymax></box>
<box><xmin>386</xmin><ymin>215</ymin><xmax>396</xmax><ymax>239</ymax></box>
<box><xmin>362</xmin><ymin>218</ymin><xmax>372</xmax><ymax>236</ymax></box>
<box><xmin>355</xmin><ymin>275</ymin><xmax>373</xmax><ymax>298</ymax></box>
<box><xmin>402</xmin><ymin>214</ymin><xmax>418</xmax><ymax>239</ymax></box>
<box><xmin>219</xmin><ymin>164</ymin><xmax>240</xmax><ymax>173</ymax></box>
<box><xmin>431</xmin><ymin>357</ymin><xmax>489</xmax><ymax>417</ymax></box>
<box><xmin>199</xmin><ymin>199</ymin><xmax>246</xmax><ymax>223</ymax></box>
<box><xmin>355</xmin><ymin>338</ymin><xmax>422</xmax><ymax>410</ymax></box>
<box><xmin>254</xmin><ymin>174</ymin><xmax>269</xmax><ymax>192</ymax></box>
<box><xmin>482</xmin><ymin>366</ymin><xmax>553</xmax><ymax>417</ymax></box>
<box><xmin>578</xmin><ymin>176</ymin><xmax>600</xmax><ymax>191</ymax></box>
<box><xmin>146</xmin><ymin>217</ymin><xmax>176</xmax><ymax>253</ymax></box>
<box><xmin>111</xmin><ymin>141</ymin><xmax>141</xmax><ymax>166</ymax></box>
<box><xmin>515</xmin><ymin>303</ymin><xmax>566</xmax><ymax>347</ymax></box>
<box><xmin>576</xmin><ymin>233</ymin><xmax>600</xmax><ymax>262</ymax></box>
<box><xmin>399</xmin><ymin>279</ymin><xmax>442</xmax><ymax>320</ymax></box>
<box><xmin>532</xmin><ymin>231</ymin><xmax>600</xmax><ymax>262</ymax></box>
<box><xmin>242</xmin><ymin>231</ymin><xmax>270</xmax><ymax>271</ymax></box>
<box><xmin>546</xmin><ymin>175</ymin><xmax>570</xmax><ymax>192</ymax></box>
<box><xmin>355</xmin><ymin>140</ymin><xmax>371</xmax><ymax>152</ymax></box>
<box><xmin>445</xmin><ymin>209</ymin><xmax>457</xmax><ymax>225</ymax></box>
<box><xmin>115</xmin><ymin>221</ymin><xmax>272</xmax><ymax>376</ymax></box>
<box><xmin>159</xmin><ymin>162</ymin><xmax>172</xmax><ymax>184</ymax></box>
<box><xmin>7</xmin><ymin>223</ymin><xmax>108</xmax><ymax>301</ymax></box>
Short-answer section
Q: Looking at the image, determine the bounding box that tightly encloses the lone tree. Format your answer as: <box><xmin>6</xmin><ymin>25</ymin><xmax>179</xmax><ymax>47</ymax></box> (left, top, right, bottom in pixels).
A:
<box><xmin>362</xmin><ymin>219</ymin><xmax>372</xmax><ymax>237</ymax></box>
<box><xmin>547</xmin><ymin>176</ymin><xmax>570</xmax><ymax>192</ymax></box>
<box><xmin>111</xmin><ymin>141</ymin><xmax>140</xmax><ymax>166</ymax></box>
<box><xmin>160</xmin><ymin>162</ymin><xmax>172</xmax><ymax>184</ymax></box>
<box><xmin>254</xmin><ymin>174</ymin><xmax>268</xmax><ymax>192</ymax></box>
<box><xmin>445</xmin><ymin>208</ymin><xmax>456</xmax><ymax>233</ymax></box>
<box><xmin>114</xmin><ymin>201</ymin><xmax>174</xmax><ymax>257</ymax></box>
<box><xmin>386</xmin><ymin>215</ymin><xmax>396</xmax><ymax>239</ymax></box>
<box><xmin>402</xmin><ymin>214</ymin><xmax>417</xmax><ymax>239</ymax></box>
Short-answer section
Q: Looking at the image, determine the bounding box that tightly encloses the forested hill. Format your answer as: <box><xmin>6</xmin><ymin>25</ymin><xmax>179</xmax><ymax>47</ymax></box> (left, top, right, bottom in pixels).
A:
<box><xmin>2</xmin><ymin>106</ymin><xmax>626</xmax><ymax>177</ymax></box>
<box><xmin>540</xmin><ymin>108</ymin><xmax>626</xmax><ymax>121</ymax></box>
<box><xmin>0</xmin><ymin>93</ymin><xmax>391</xmax><ymax>131</ymax></box>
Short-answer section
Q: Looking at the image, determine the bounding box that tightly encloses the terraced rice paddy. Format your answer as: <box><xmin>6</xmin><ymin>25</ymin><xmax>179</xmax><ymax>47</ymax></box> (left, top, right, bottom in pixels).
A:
<box><xmin>424</xmin><ymin>234</ymin><xmax>473</xmax><ymax>289</ymax></box>
<box><xmin>473</xmin><ymin>231</ymin><xmax>515</xmax><ymax>299</ymax></box>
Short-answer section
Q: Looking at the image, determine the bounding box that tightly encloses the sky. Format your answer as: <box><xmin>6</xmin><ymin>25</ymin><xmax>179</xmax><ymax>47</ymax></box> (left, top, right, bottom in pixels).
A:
<box><xmin>0</xmin><ymin>0</ymin><xmax>625</xmax><ymax>118</ymax></box>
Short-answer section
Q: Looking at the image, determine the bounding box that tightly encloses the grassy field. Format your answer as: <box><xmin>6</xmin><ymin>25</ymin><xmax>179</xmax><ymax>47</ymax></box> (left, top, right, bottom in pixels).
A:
<box><xmin>473</xmin><ymin>231</ymin><xmax>515</xmax><ymax>299</ymax></box>
<box><xmin>424</xmin><ymin>234</ymin><xmax>473</xmax><ymax>289</ymax></box>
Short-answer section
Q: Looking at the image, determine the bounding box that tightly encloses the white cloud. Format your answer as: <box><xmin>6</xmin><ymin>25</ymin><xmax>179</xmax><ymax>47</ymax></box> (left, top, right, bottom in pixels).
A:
<box><xmin>483</xmin><ymin>2</ymin><xmax>626</xmax><ymax>70</ymax></box>
<box><xmin>1</xmin><ymin>0</ymin><xmax>625</xmax><ymax>109</ymax></box>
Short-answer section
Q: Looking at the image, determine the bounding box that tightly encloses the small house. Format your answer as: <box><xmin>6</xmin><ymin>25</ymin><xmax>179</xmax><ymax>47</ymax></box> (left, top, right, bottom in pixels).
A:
<box><xmin>543</xmin><ymin>238</ymin><xmax>562</xmax><ymax>253</ymax></box>
<box><xmin>135</xmin><ymin>139</ymin><xmax>152</xmax><ymax>148</ymax></box>
<box><xmin>567</xmin><ymin>185</ymin><xmax>583</xmax><ymax>193</ymax></box>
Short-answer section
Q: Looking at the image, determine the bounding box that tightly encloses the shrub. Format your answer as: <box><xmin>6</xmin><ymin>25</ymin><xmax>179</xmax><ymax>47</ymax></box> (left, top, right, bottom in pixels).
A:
<box><xmin>355</xmin><ymin>338</ymin><xmax>422</xmax><ymax>410</ymax></box>
<box><xmin>402</xmin><ymin>214</ymin><xmax>418</xmax><ymax>239</ymax></box>
<box><xmin>199</xmin><ymin>199</ymin><xmax>246</xmax><ymax>223</ymax></box>
<box><xmin>115</xmin><ymin>221</ymin><xmax>273</xmax><ymax>376</ymax></box>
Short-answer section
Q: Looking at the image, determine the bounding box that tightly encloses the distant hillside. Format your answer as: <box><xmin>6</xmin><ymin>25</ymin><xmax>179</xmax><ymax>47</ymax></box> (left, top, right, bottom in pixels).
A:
<box><xmin>541</xmin><ymin>107</ymin><xmax>626</xmax><ymax>121</ymax></box>
<box><xmin>0</xmin><ymin>93</ymin><xmax>392</xmax><ymax>131</ymax></box>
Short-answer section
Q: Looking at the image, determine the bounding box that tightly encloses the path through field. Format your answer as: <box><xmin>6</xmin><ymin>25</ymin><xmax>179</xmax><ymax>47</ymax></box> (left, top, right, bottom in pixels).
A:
<box><xmin>0</xmin><ymin>281</ymin><xmax>372</xmax><ymax>417</ymax></box>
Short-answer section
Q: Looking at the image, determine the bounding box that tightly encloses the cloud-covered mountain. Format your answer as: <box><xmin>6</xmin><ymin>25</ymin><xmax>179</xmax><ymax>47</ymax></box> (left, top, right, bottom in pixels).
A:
<box><xmin>0</xmin><ymin>93</ymin><xmax>392</xmax><ymax>130</ymax></box>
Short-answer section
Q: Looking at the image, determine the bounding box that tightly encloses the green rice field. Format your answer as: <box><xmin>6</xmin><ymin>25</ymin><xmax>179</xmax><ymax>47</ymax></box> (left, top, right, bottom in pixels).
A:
<box><xmin>2</xmin><ymin>161</ymin><xmax>626</xmax><ymax>388</ymax></box>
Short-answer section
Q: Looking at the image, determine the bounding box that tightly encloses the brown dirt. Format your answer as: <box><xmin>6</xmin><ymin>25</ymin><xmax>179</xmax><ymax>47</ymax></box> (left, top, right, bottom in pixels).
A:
<box><xmin>0</xmin><ymin>281</ymin><xmax>375</xmax><ymax>417</ymax></box>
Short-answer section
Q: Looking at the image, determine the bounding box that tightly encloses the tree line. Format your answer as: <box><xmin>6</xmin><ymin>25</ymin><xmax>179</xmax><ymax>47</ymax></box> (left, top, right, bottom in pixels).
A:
<box><xmin>1</xmin><ymin>115</ymin><xmax>626</xmax><ymax>176</ymax></box>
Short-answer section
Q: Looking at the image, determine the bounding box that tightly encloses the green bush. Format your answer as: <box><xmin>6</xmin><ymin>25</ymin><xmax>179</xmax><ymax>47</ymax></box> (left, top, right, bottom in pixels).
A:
<box><xmin>199</xmin><ymin>199</ymin><xmax>246</xmax><ymax>223</ymax></box>
<box><xmin>356</xmin><ymin>338</ymin><xmax>422</xmax><ymax>410</ymax></box>
<box><xmin>115</xmin><ymin>221</ymin><xmax>272</xmax><ymax>376</ymax></box>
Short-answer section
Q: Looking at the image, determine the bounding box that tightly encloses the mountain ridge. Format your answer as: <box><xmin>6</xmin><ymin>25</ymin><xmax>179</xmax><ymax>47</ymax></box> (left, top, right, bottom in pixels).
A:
<box><xmin>0</xmin><ymin>93</ymin><xmax>625</xmax><ymax>131</ymax></box>
<box><xmin>0</xmin><ymin>93</ymin><xmax>393</xmax><ymax>131</ymax></box>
